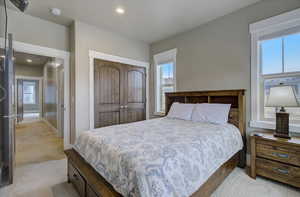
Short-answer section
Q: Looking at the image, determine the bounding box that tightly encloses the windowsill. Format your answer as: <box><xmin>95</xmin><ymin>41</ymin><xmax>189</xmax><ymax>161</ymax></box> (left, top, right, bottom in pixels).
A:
<box><xmin>250</xmin><ymin>120</ymin><xmax>300</xmax><ymax>133</ymax></box>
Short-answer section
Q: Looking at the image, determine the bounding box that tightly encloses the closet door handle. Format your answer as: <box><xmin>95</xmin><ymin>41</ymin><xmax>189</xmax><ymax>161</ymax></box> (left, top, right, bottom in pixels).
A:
<box><xmin>124</xmin><ymin>105</ymin><xmax>128</xmax><ymax>108</ymax></box>
<box><xmin>120</xmin><ymin>106</ymin><xmax>124</xmax><ymax>109</ymax></box>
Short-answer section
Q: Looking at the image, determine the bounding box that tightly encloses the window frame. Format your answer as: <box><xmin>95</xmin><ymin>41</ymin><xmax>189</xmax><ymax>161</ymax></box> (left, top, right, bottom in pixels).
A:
<box><xmin>250</xmin><ymin>8</ymin><xmax>300</xmax><ymax>132</ymax></box>
<box><xmin>153</xmin><ymin>48</ymin><xmax>177</xmax><ymax>115</ymax></box>
<box><xmin>23</xmin><ymin>81</ymin><xmax>37</xmax><ymax>105</ymax></box>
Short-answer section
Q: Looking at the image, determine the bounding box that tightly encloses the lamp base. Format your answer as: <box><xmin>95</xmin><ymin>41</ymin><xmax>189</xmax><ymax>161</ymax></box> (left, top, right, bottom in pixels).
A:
<box><xmin>274</xmin><ymin>133</ymin><xmax>291</xmax><ymax>139</ymax></box>
<box><xmin>274</xmin><ymin>112</ymin><xmax>290</xmax><ymax>139</ymax></box>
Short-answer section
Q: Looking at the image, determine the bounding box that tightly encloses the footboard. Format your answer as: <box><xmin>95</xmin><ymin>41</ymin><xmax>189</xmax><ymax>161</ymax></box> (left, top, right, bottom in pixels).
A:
<box><xmin>65</xmin><ymin>148</ymin><xmax>240</xmax><ymax>197</ymax></box>
<box><xmin>65</xmin><ymin>149</ymin><xmax>122</xmax><ymax>197</ymax></box>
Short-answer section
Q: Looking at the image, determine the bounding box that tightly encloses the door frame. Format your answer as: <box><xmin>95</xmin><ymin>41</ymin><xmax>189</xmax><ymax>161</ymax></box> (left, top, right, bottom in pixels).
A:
<box><xmin>0</xmin><ymin>38</ymin><xmax>71</xmax><ymax>149</ymax></box>
<box><xmin>56</xmin><ymin>66</ymin><xmax>64</xmax><ymax>138</ymax></box>
<box><xmin>15</xmin><ymin>76</ymin><xmax>43</xmax><ymax>121</ymax></box>
<box><xmin>89</xmin><ymin>50</ymin><xmax>150</xmax><ymax>130</ymax></box>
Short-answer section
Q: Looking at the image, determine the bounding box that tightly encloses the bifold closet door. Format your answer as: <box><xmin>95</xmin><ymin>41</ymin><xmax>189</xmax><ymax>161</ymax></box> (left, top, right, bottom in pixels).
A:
<box><xmin>121</xmin><ymin>65</ymin><xmax>146</xmax><ymax>124</ymax></box>
<box><xmin>94</xmin><ymin>60</ymin><xmax>124</xmax><ymax>128</ymax></box>
<box><xmin>94</xmin><ymin>59</ymin><xmax>146</xmax><ymax>128</ymax></box>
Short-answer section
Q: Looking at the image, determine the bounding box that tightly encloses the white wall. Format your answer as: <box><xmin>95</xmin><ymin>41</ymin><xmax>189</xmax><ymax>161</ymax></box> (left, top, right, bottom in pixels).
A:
<box><xmin>15</xmin><ymin>64</ymin><xmax>44</xmax><ymax>113</ymax></box>
<box><xmin>0</xmin><ymin>7</ymin><xmax>149</xmax><ymax>143</ymax></box>
<box><xmin>0</xmin><ymin>7</ymin><xmax>69</xmax><ymax>51</ymax></box>
<box><xmin>15</xmin><ymin>64</ymin><xmax>44</xmax><ymax>77</ymax></box>
<box><xmin>71</xmin><ymin>21</ymin><xmax>149</xmax><ymax>142</ymax></box>
<box><xmin>150</xmin><ymin>0</ymin><xmax>300</xmax><ymax>136</ymax></box>
<box><xmin>43</xmin><ymin>61</ymin><xmax>58</xmax><ymax>129</ymax></box>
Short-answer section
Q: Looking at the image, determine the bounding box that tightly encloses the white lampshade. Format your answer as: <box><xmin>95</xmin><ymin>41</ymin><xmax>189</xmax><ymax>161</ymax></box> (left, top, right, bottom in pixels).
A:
<box><xmin>266</xmin><ymin>85</ymin><xmax>299</xmax><ymax>107</ymax></box>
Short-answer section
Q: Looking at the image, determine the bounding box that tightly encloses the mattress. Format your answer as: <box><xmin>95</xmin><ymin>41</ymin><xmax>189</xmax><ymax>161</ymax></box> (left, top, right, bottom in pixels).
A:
<box><xmin>74</xmin><ymin>118</ymin><xmax>243</xmax><ymax>197</ymax></box>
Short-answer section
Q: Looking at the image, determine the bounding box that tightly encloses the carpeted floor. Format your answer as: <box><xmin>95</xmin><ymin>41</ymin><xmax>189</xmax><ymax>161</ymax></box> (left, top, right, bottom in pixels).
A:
<box><xmin>0</xmin><ymin>159</ymin><xmax>299</xmax><ymax>197</ymax></box>
<box><xmin>0</xmin><ymin>159</ymin><xmax>79</xmax><ymax>197</ymax></box>
<box><xmin>15</xmin><ymin>121</ymin><xmax>65</xmax><ymax>166</ymax></box>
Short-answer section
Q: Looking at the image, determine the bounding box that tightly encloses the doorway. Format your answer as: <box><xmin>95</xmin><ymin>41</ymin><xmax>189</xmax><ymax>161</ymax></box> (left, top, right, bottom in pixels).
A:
<box><xmin>0</xmin><ymin>38</ymin><xmax>70</xmax><ymax>187</ymax></box>
<box><xmin>16</xmin><ymin>78</ymin><xmax>42</xmax><ymax>122</ymax></box>
<box><xmin>0</xmin><ymin>38</ymin><xmax>70</xmax><ymax>149</ymax></box>
<box><xmin>11</xmin><ymin>51</ymin><xmax>66</xmax><ymax>166</ymax></box>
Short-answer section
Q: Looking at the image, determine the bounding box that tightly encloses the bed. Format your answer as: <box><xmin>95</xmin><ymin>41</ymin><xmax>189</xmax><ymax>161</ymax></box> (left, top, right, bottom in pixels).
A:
<box><xmin>65</xmin><ymin>90</ymin><xmax>246</xmax><ymax>197</ymax></box>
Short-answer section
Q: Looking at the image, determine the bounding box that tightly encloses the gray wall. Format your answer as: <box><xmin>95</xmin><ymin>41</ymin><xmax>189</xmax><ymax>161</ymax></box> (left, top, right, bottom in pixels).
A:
<box><xmin>15</xmin><ymin>64</ymin><xmax>43</xmax><ymax>113</ymax></box>
<box><xmin>69</xmin><ymin>23</ymin><xmax>76</xmax><ymax>143</ymax></box>
<box><xmin>43</xmin><ymin>62</ymin><xmax>58</xmax><ymax>129</ymax></box>
<box><xmin>71</xmin><ymin>21</ymin><xmax>149</xmax><ymax>142</ymax></box>
<box><xmin>15</xmin><ymin>64</ymin><xmax>44</xmax><ymax>77</ymax></box>
<box><xmin>150</xmin><ymin>0</ymin><xmax>300</xmax><ymax>136</ymax></box>
<box><xmin>0</xmin><ymin>7</ymin><xmax>69</xmax><ymax>51</ymax></box>
<box><xmin>22</xmin><ymin>80</ymin><xmax>40</xmax><ymax>113</ymax></box>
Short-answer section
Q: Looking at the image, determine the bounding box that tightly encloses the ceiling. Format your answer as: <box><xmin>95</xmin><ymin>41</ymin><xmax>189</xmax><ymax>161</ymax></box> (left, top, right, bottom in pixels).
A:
<box><xmin>8</xmin><ymin>0</ymin><xmax>261</xmax><ymax>43</ymax></box>
<box><xmin>13</xmin><ymin>51</ymin><xmax>50</xmax><ymax>67</ymax></box>
<box><xmin>0</xmin><ymin>49</ymin><xmax>50</xmax><ymax>67</ymax></box>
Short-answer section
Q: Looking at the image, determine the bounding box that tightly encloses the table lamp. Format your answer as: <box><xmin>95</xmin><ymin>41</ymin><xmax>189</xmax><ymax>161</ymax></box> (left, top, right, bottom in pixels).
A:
<box><xmin>266</xmin><ymin>85</ymin><xmax>299</xmax><ymax>139</ymax></box>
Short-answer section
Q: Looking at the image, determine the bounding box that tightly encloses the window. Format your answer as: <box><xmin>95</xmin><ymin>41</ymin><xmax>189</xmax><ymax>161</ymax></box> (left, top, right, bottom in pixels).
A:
<box><xmin>261</xmin><ymin>34</ymin><xmax>300</xmax><ymax>122</ymax></box>
<box><xmin>156</xmin><ymin>62</ymin><xmax>175</xmax><ymax>112</ymax></box>
<box><xmin>154</xmin><ymin>49</ymin><xmax>177</xmax><ymax>114</ymax></box>
<box><xmin>250</xmin><ymin>8</ymin><xmax>300</xmax><ymax>132</ymax></box>
<box><xmin>264</xmin><ymin>76</ymin><xmax>300</xmax><ymax>121</ymax></box>
<box><xmin>261</xmin><ymin>34</ymin><xmax>300</xmax><ymax>75</ymax></box>
<box><xmin>23</xmin><ymin>81</ymin><xmax>36</xmax><ymax>104</ymax></box>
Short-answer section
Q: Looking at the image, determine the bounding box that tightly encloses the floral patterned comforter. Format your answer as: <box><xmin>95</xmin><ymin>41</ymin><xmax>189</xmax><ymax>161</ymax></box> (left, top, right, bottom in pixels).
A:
<box><xmin>74</xmin><ymin>118</ymin><xmax>243</xmax><ymax>197</ymax></box>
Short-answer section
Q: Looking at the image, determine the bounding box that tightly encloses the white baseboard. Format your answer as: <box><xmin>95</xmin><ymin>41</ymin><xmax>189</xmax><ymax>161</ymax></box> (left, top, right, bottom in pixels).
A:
<box><xmin>41</xmin><ymin>118</ymin><xmax>59</xmax><ymax>135</ymax></box>
<box><xmin>18</xmin><ymin>118</ymin><xmax>42</xmax><ymax>124</ymax></box>
<box><xmin>64</xmin><ymin>143</ymin><xmax>73</xmax><ymax>150</ymax></box>
<box><xmin>41</xmin><ymin>118</ymin><xmax>72</xmax><ymax>150</ymax></box>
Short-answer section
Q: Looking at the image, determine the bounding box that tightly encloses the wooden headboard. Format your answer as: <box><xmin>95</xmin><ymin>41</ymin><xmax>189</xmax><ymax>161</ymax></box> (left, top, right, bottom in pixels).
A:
<box><xmin>165</xmin><ymin>89</ymin><xmax>246</xmax><ymax>167</ymax></box>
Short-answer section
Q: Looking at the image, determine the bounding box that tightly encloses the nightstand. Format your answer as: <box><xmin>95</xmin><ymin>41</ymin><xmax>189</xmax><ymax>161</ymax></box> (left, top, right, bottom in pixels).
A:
<box><xmin>250</xmin><ymin>131</ymin><xmax>300</xmax><ymax>188</ymax></box>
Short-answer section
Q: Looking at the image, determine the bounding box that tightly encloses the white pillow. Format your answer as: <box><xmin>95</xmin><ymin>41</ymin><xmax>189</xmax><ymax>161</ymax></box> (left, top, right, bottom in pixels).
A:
<box><xmin>167</xmin><ymin>102</ymin><xmax>196</xmax><ymax>120</ymax></box>
<box><xmin>191</xmin><ymin>103</ymin><xmax>231</xmax><ymax>124</ymax></box>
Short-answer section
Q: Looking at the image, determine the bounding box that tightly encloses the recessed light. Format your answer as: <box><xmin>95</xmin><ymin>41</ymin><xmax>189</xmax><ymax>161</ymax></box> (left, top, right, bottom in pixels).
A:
<box><xmin>50</xmin><ymin>8</ymin><xmax>61</xmax><ymax>16</ymax></box>
<box><xmin>116</xmin><ymin>7</ymin><xmax>125</xmax><ymax>15</ymax></box>
<box><xmin>26</xmin><ymin>59</ymin><xmax>32</xmax><ymax>63</ymax></box>
<box><xmin>51</xmin><ymin>62</ymin><xmax>61</xmax><ymax>67</ymax></box>
<box><xmin>0</xmin><ymin>55</ymin><xmax>15</xmax><ymax>60</ymax></box>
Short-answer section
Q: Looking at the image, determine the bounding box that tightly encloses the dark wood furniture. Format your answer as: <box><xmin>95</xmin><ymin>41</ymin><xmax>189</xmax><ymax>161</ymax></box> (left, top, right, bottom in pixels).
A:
<box><xmin>165</xmin><ymin>90</ymin><xmax>247</xmax><ymax>167</ymax></box>
<box><xmin>275</xmin><ymin>112</ymin><xmax>290</xmax><ymax>139</ymax></box>
<box><xmin>250</xmin><ymin>131</ymin><xmax>300</xmax><ymax>188</ymax></box>
<box><xmin>94</xmin><ymin>59</ymin><xmax>146</xmax><ymax>128</ymax></box>
<box><xmin>66</xmin><ymin>89</ymin><xmax>246</xmax><ymax>197</ymax></box>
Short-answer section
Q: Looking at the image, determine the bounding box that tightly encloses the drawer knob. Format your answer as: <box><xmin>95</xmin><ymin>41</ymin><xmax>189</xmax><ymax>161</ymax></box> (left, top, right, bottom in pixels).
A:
<box><xmin>274</xmin><ymin>168</ymin><xmax>289</xmax><ymax>175</ymax></box>
<box><xmin>271</xmin><ymin>152</ymin><xmax>289</xmax><ymax>159</ymax></box>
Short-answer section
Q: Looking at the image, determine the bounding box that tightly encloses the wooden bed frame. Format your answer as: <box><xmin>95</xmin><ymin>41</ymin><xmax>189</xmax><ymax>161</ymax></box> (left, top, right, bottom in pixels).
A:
<box><xmin>65</xmin><ymin>89</ymin><xmax>246</xmax><ymax>197</ymax></box>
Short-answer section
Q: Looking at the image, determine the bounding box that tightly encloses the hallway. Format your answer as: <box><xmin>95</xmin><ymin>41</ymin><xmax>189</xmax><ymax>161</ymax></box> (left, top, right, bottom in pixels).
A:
<box><xmin>16</xmin><ymin>121</ymin><xmax>65</xmax><ymax>166</ymax></box>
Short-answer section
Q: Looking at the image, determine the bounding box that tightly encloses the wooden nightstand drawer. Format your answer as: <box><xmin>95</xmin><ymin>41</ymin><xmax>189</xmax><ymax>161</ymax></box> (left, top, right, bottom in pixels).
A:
<box><xmin>250</xmin><ymin>132</ymin><xmax>300</xmax><ymax>188</ymax></box>
<box><xmin>256</xmin><ymin>158</ymin><xmax>300</xmax><ymax>188</ymax></box>
<box><xmin>256</xmin><ymin>142</ymin><xmax>300</xmax><ymax>167</ymax></box>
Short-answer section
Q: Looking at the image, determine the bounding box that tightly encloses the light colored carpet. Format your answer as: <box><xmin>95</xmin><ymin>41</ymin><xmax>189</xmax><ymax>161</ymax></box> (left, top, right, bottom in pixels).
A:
<box><xmin>0</xmin><ymin>159</ymin><xmax>299</xmax><ymax>197</ymax></box>
<box><xmin>212</xmin><ymin>168</ymin><xmax>300</xmax><ymax>197</ymax></box>
<box><xmin>0</xmin><ymin>159</ymin><xmax>79</xmax><ymax>197</ymax></box>
<box><xmin>16</xmin><ymin>121</ymin><xmax>65</xmax><ymax>166</ymax></box>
